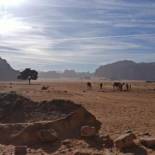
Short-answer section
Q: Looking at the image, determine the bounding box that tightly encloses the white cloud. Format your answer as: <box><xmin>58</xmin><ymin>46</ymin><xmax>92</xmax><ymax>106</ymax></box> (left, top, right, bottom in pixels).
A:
<box><xmin>0</xmin><ymin>0</ymin><xmax>155</xmax><ymax>71</ymax></box>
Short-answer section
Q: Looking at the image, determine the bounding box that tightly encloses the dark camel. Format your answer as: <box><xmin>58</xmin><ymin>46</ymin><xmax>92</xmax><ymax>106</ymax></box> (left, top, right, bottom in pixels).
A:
<box><xmin>87</xmin><ymin>82</ymin><xmax>92</xmax><ymax>89</ymax></box>
<box><xmin>113</xmin><ymin>82</ymin><xmax>125</xmax><ymax>91</ymax></box>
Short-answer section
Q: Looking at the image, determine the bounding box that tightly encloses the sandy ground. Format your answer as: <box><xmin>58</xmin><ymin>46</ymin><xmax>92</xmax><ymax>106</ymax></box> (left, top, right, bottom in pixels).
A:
<box><xmin>0</xmin><ymin>80</ymin><xmax>155</xmax><ymax>154</ymax></box>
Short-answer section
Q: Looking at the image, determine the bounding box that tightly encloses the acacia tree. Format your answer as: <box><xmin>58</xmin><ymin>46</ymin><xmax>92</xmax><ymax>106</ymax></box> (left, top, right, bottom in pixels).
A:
<box><xmin>18</xmin><ymin>68</ymin><xmax>38</xmax><ymax>85</ymax></box>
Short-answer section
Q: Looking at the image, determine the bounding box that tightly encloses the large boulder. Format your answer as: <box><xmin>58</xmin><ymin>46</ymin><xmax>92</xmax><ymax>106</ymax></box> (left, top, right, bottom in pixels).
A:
<box><xmin>0</xmin><ymin>92</ymin><xmax>101</xmax><ymax>145</ymax></box>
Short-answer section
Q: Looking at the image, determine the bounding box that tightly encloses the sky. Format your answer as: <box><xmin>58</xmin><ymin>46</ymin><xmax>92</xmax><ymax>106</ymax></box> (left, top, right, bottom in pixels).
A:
<box><xmin>0</xmin><ymin>0</ymin><xmax>155</xmax><ymax>72</ymax></box>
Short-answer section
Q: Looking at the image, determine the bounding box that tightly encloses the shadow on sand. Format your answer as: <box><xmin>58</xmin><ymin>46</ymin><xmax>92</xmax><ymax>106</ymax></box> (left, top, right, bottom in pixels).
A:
<box><xmin>14</xmin><ymin>83</ymin><xmax>41</xmax><ymax>86</ymax></box>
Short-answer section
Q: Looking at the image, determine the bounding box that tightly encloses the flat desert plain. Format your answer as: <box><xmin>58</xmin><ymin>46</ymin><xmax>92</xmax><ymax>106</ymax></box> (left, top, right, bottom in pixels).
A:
<box><xmin>0</xmin><ymin>80</ymin><xmax>155</xmax><ymax>155</ymax></box>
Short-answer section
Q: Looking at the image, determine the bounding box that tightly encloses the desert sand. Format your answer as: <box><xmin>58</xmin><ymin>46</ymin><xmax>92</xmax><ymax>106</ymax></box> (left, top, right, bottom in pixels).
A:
<box><xmin>0</xmin><ymin>80</ymin><xmax>155</xmax><ymax>155</ymax></box>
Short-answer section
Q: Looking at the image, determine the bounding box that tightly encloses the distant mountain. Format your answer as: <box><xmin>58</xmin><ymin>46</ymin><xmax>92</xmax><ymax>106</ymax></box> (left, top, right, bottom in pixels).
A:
<box><xmin>0</xmin><ymin>57</ymin><xmax>19</xmax><ymax>81</ymax></box>
<box><xmin>39</xmin><ymin>71</ymin><xmax>61</xmax><ymax>79</ymax></box>
<box><xmin>39</xmin><ymin>70</ymin><xmax>92</xmax><ymax>79</ymax></box>
<box><xmin>1</xmin><ymin>57</ymin><xmax>155</xmax><ymax>81</ymax></box>
<box><xmin>95</xmin><ymin>60</ymin><xmax>155</xmax><ymax>80</ymax></box>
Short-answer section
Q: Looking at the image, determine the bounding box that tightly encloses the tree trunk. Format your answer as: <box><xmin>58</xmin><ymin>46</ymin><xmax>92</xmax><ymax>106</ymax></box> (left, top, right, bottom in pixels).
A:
<box><xmin>28</xmin><ymin>79</ymin><xmax>31</xmax><ymax>85</ymax></box>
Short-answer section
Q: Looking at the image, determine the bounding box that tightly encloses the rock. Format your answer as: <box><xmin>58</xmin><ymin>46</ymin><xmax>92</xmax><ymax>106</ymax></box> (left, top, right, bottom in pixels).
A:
<box><xmin>41</xmin><ymin>86</ymin><xmax>49</xmax><ymax>90</ymax></box>
<box><xmin>13</xmin><ymin>127</ymin><xmax>58</xmax><ymax>145</ymax></box>
<box><xmin>101</xmin><ymin>135</ymin><xmax>114</xmax><ymax>148</ymax></box>
<box><xmin>124</xmin><ymin>129</ymin><xmax>133</xmax><ymax>134</ymax></box>
<box><xmin>62</xmin><ymin>139</ymin><xmax>71</xmax><ymax>146</ymax></box>
<box><xmin>104</xmin><ymin>150</ymin><xmax>115</xmax><ymax>155</ymax></box>
<box><xmin>37</xmin><ymin>128</ymin><xmax>58</xmax><ymax>143</ymax></box>
<box><xmin>114</xmin><ymin>133</ymin><xmax>136</xmax><ymax>150</ymax></box>
<box><xmin>62</xmin><ymin>139</ymin><xmax>73</xmax><ymax>148</ymax></box>
<box><xmin>81</xmin><ymin>126</ymin><xmax>97</xmax><ymax>137</ymax></box>
<box><xmin>73</xmin><ymin>150</ymin><xmax>90</xmax><ymax>155</ymax></box>
<box><xmin>59</xmin><ymin>150</ymin><xmax>66</xmax><ymax>154</ymax></box>
<box><xmin>0</xmin><ymin>93</ymin><xmax>101</xmax><ymax>145</ymax></box>
<box><xmin>15</xmin><ymin>146</ymin><xmax>27</xmax><ymax>155</ymax></box>
<box><xmin>140</xmin><ymin>132</ymin><xmax>151</xmax><ymax>137</ymax></box>
<box><xmin>139</xmin><ymin>137</ymin><xmax>155</xmax><ymax>148</ymax></box>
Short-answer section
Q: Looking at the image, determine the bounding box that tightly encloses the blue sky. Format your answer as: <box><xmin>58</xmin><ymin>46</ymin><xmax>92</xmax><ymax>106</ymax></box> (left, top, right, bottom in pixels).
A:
<box><xmin>0</xmin><ymin>0</ymin><xmax>155</xmax><ymax>72</ymax></box>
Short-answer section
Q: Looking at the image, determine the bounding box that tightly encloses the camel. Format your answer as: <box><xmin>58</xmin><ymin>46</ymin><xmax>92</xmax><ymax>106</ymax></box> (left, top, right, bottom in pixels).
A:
<box><xmin>100</xmin><ymin>83</ymin><xmax>103</xmax><ymax>89</ymax></box>
<box><xmin>87</xmin><ymin>82</ymin><xmax>92</xmax><ymax>89</ymax></box>
<box><xmin>124</xmin><ymin>83</ymin><xmax>132</xmax><ymax>91</ymax></box>
<box><xmin>113</xmin><ymin>82</ymin><xmax>125</xmax><ymax>91</ymax></box>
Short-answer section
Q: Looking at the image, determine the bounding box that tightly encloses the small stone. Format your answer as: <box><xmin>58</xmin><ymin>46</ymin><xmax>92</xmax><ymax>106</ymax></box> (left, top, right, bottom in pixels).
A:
<box><xmin>124</xmin><ymin>129</ymin><xmax>133</xmax><ymax>134</ymax></box>
<box><xmin>41</xmin><ymin>86</ymin><xmax>49</xmax><ymax>90</ymax></box>
<box><xmin>62</xmin><ymin>139</ymin><xmax>71</xmax><ymax>145</ymax></box>
<box><xmin>114</xmin><ymin>133</ymin><xmax>136</xmax><ymax>150</ymax></box>
<box><xmin>73</xmin><ymin>150</ymin><xmax>90</xmax><ymax>155</ymax></box>
<box><xmin>140</xmin><ymin>132</ymin><xmax>151</xmax><ymax>137</ymax></box>
<box><xmin>62</xmin><ymin>139</ymin><xmax>72</xmax><ymax>148</ymax></box>
<box><xmin>101</xmin><ymin>135</ymin><xmax>114</xmax><ymax>148</ymax></box>
<box><xmin>60</xmin><ymin>150</ymin><xmax>66</xmax><ymax>154</ymax></box>
<box><xmin>104</xmin><ymin>149</ymin><xmax>115</xmax><ymax>155</ymax></box>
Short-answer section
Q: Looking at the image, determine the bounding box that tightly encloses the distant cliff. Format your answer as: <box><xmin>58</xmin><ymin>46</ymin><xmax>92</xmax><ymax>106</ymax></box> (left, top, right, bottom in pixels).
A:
<box><xmin>95</xmin><ymin>60</ymin><xmax>155</xmax><ymax>80</ymax></box>
<box><xmin>0</xmin><ymin>57</ymin><xmax>19</xmax><ymax>81</ymax></box>
<box><xmin>39</xmin><ymin>70</ymin><xmax>92</xmax><ymax>79</ymax></box>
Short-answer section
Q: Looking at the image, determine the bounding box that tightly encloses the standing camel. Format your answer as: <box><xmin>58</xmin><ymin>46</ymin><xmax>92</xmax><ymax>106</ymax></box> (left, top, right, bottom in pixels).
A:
<box><xmin>124</xmin><ymin>83</ymin><xmax>132</xmax><ymax>91</ymax></box>
<box><xmin>113</xmin><ymin>82</ymin><xmax>125</xmax><ymax>91</ymax></box>
<box><xmin>87</xmin><ymin>82</ymin><xmax>92</xmax><ymax>89</ymax></box>
<box><xmin>100</xmin><ymin>83</ymin><xmax>103</xmax><ymax>89</ymax></box>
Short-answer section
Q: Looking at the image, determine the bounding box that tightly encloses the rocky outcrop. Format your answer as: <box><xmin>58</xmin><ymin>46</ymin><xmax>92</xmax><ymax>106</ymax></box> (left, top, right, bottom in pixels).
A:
<box><xmin>0</xmin><ymin>92</ymin><xmax>101</xmax><ymax>145</ymax></box>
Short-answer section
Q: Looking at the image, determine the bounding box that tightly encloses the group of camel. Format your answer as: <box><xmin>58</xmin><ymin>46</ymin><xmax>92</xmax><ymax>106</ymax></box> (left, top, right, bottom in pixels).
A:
<box><xmin>87</xmin><ymin>82</ymin><xmax>131</xmax><ymax>91</ymax></box>
<box><xmin>113</xmin><ymin>82</ymin><xmax>131</xmax><ymax>91</ymax></box>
